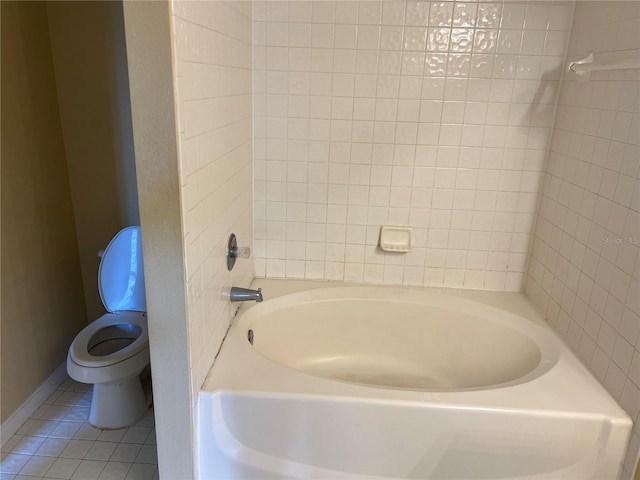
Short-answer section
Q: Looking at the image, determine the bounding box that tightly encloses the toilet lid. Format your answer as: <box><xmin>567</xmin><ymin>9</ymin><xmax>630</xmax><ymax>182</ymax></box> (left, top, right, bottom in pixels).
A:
<box><xmin>99</xmin><ymin>226</ymin><xmax>146</xmax><ymax>313</ymax></box>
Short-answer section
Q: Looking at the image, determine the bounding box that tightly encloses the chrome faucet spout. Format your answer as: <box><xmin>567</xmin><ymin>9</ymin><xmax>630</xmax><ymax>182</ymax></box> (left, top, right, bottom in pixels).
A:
<box><xmin>230</xmin><ymin>287</ymin><xmax>263</xmax><ymax>303</ymax></box>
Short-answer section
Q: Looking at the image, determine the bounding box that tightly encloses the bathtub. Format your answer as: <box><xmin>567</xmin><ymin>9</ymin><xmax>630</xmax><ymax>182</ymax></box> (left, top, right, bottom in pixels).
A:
<box><xmin>199</xmin><ymin>279</ymin><xmax>632</xmax><ymax>479</ymax></box>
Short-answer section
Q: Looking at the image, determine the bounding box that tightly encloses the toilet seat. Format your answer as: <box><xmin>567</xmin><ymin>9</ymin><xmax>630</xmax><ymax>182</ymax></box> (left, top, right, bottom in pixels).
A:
<box><xmin>70</xmin><ymin>311</ymin><xmax>148</xmax><ymax>368</ymax></box>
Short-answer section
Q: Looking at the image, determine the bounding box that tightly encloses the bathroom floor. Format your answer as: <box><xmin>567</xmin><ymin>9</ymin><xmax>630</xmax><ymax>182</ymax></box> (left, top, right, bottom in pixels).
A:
<box><xmin>1</xmin><ymin>378</ymin><xmax>157</xmax><ymax>480</ymax></box>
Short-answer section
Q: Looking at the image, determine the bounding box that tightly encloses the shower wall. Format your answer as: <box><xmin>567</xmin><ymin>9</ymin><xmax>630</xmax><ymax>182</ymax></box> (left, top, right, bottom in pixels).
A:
<box><xmin>253</xmin><ymin>0</ymin><xmax>572</xmax><ymax>291</ymax></box>
<box><xmin>525</xmin><ymin>2</ymin><xmax>640</xmax><ymax>478</ymax></box>
<box><xmin>170</xmin><ymin>1</ymin><xmax>254</xmax><ymax>399</ymax></box>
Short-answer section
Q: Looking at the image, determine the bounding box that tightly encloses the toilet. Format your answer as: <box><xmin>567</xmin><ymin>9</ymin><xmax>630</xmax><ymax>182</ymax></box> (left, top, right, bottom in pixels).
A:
<box><xmin>67</xmin><ymin>226</ymin><xmax>150</xmax><ymax>429</ymax></box>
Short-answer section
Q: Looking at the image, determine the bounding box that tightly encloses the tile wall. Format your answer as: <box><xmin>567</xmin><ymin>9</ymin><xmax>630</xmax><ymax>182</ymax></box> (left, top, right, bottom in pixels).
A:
<box><xmin>525</xmin><ymin>2</ymin><xmax>640</xmax><ymax>478</ymax></box>
<box><xmin>253</xmin><ymin>0</ymin><xmax>572</xmax><ymax>291</ymax></box>
<box><xmin>170</xmin><ymin>1</ymin><xmax>254</xmax><ymax>397</ymax></box>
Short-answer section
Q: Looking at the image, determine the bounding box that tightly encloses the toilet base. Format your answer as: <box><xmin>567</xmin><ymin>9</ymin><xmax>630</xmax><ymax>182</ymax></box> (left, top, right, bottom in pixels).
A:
<box><xmin>90</xmin><ymin>375</ymin><xmax>148</xmax><ymax>429</ymax></box>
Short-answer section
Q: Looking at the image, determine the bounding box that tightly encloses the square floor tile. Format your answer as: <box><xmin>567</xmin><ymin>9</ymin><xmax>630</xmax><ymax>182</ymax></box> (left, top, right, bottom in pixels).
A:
<box><xmin>134</xmin><ymin>414</ymin><xmax>154</xmax><ymax>429</ymax></box>
<box><xmin>28</xmin><ymin>420</ymin><xmax>61</xmax><ymax>437</ymax></box>
<box><xmin>49</xmin><ymin>422</ymin><xmax>81</xmax><ymax>439</ymax></box>
<box><xmin>73</xmin><ymin>423</ymin><xmax>101</xmax><ymax>441</ymax></box>
<box><xmin>124</xmin><ymin>463</ymin><xmax>157</xmax><ymax>480</ymax></box>
<box><xmin>121</xmin><ymin>428</ymin><xmax>151</xmax><ymax>445</ymax></box>
<box><xmin>15</xmin><ymin>420</ymin><xmax>36</xmax><ymax>436</ymax></box>
<box><xmin>54</xmin><ymin>392</ymin><xmax>83</xmax><ymax>407</ymax></box>
<box><xmin>71</xmin><ymin>460</ymin><xmax>106</xmax><ymax>480</ymax></box>
<box><xmin>60</xmin><ymin>440</ymin><xmax>93</xmax><ymax>460</ymax></box>
<box><xmin>36</xmin><ymin>438</ymin><xmax>69</xmax><ymax>457</ymax></box>
<box><xmin>40</xmin><ymin>406</ymin><xmax>72</xmax><ymax>422</ymax></box>
<box><xmin>0</xmin><ymin>454</ymin><xmax>30</xmax><ymax>474</ymax></box>
<box><xmin>30</xmin><ymin>404</ymin><xmax>50</xmax><ymax>420</ymax></box>
<box><xmin>69</xmin><ymin>382</ymin><xmax>90</xmax><ymax>393</ymax></box>
<box><xmin>10</xmin><ymin>436</ymin><xmax>45</xmax><ymax>455</ymax></box>
<box><xmin>63</xmin><ymin>407</ymin><xmax>90</xmax><ymax>424</ymax></box>
<box><xmin>110</xmin><ymin>444</ymin><xmax>141</xmax><ymax>463</ymax></box>
<box><xmin>1</xmin><ymin>437</ymin><xmax>23</xmax><ymax>454</ymax></box>
<box><xmin>44</xmin><ymin>391</ymin><xmax>64</xmax><ymax>405</ymax></box>
<box><xmin>96</xmin><ymin>430</ymin><xmax>125</xmax><ymax>444</ymax></box>
<box><xmin>18</xmin><ymin>455</ymin><xmax>55</xmax><ymax>476</ymax></box>
<box><xmin>133</xmin><ymin>446</ymin><xmax>156</xmax><ymax>465</ymax></box>
<box><xmin>98</xmin><ymin>461</ymin><xmax>131</xmax><ymax>480</ymax></box>
<box><xmin>45</xmin><ymin>457</ymin><xmax>81</xmax><ymax>479</ymax></box>
<box><xmin>143</xmin><ymin>429</ymin><xmax>155</xmax><ymax>446</ymax></box>
<box><xmin>76</xmin><ymin>394</ymin><xmax>92</xmax><ymax>407</ymax></box>
<box><xmin>57</xmin><ymin>379</ymin><xmax>74</xmax><ymax>391</ymax></box>
<box><xmin>85</xmin><ymin>442</ymin><xmax>117</xmax><ymax>462</ymax></box>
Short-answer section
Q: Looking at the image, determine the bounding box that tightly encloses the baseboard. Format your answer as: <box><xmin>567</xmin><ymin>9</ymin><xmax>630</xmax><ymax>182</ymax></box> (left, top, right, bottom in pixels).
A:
<box><xmin>1</xmin><ymin>361</ymin><xmax>67</xmax><ymax>446</ymax></box>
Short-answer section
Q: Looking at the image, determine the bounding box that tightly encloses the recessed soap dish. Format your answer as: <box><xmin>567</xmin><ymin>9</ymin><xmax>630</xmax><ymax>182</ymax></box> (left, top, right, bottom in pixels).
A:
<box><xmin>379</xmin><ymin>225</ymin><xmax>413</xmax><ymax>253</ymax></box>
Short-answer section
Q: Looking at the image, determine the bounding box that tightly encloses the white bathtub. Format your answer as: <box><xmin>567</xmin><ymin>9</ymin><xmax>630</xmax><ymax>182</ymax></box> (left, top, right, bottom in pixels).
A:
<box><xmin>199</xmin><ymin>279</ymin><xmax>632</xmax><ymax>479</ymax></box>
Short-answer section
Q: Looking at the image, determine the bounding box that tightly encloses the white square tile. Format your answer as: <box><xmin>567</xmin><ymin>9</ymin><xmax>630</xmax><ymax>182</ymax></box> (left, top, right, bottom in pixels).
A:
<box><xmin>54</xmin><ymin>392</ymin><xmax>83</xmax><ymax>407</ymax></box>
<box><xmin>60</xmin><ymin>440</ymin><xmax>93</xmax><ymax>460</ymax></box>
<box><xmin>46</xmin><ymin>458</ymin><xmax>81</xmax><ymax>479</ymax></box>
<box><xmin>27</xmin><ymin>420</ymin><xmax>60</xmax><ymax>438</ymax></box>
<box><xmin>49</xmin><ymin>423</ymin><xmax>81</xmax><ymax>440</ymax></box>
<box><xmin>63</xmin><ymin>407</ymin><xmax>90</xmax><ymax>424</ymax></box>
<box><xmin>0</xmin><ymin>454</ymin><xmax>30</xmax><ymax>474</ymax></box>
<box><xmin>124</xmin><ymin>464</ymin><xmax>157</xmax><ymax>480</ymax></box>
<box><xmin>97</xmin><ymin>462</ymin><xmax>131</xmax><ymax>480</ymax></box>
<box><xmin>18</xmin><ymin>455</ymin><xmax>55</xmax><ymax>477</ymax></box>
<box><xmin>10</xmin><ymin>436</ymin><xmax>45</xmax><ymax>455</ymax></box>
<box><xmin>85</xmin><ymin>442</ymin><xmax>118</xmax><ymax>462</ymax></box>
<box><xmin>35</xmin><ymin>438</ymin><xmax>69</xmax><ymax>458</ymax></box>
<box><xmin>40</xmin><ymin>406</ymin><xmax>72</xmax><ymax>422</ymax></box>
<box><xmin>71</xmin><ymin>460</ymin><xmax>106</xmax><ymax>480</ymax></box>
<box><xmin>96</xmin><ymin>430</ymin><xmax>125</xmax><ymax>444</ymax></box>
<box><xmin>110</xmin><ymin>444</ymin><xmax>142</xmax><ymax>464</ymax></box>
<box><xmin>72</xmin><ymin>424</ymin><xmax>101</xmax><ymax>442</ymax></box>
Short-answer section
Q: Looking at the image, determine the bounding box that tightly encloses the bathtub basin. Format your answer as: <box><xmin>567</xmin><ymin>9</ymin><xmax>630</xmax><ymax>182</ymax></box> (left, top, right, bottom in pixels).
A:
<box><xmin>199</xmin><ymin>280</ymin><xmax>631</xmax><ymax>479</ymax></box>
<box><xmin>246</xmin><ymin>290</ymin><xmax>556</xmax><ymax>391</ymax></box>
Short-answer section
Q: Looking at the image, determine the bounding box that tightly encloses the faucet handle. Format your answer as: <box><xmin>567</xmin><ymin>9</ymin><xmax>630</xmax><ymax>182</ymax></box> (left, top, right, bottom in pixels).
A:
<box><xmin>234</xmin><ymin>246</ymin><xmax>251</xmax><ymax>259</ymax></box>
<box><xmin>227</xmin><ymin>233</ymin><xmax>251</xmax><ymax>270</ymax></box>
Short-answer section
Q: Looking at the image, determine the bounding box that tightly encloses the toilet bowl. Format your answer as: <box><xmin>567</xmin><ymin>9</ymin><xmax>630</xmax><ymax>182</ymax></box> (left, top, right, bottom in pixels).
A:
<box><xmin>67</xmin><ymin>226</ymin><xmax>150</xmax><ymax>429</ymax></box>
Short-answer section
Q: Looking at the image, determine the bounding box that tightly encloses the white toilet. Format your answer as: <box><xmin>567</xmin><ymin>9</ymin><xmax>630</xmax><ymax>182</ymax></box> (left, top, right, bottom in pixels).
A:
<box><xmin>67</xmin><ymin>226</ymin><xmax>150</xmax><ymax>429</ymax></box>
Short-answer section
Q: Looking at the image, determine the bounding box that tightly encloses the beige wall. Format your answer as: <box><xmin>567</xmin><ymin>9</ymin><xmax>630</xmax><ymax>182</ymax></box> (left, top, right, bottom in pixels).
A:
<box><xmin>526</xmin><ymin>2</ymin><xmax>640</xmax><ymax>479</ymax></box>
<box><xmin>0</xmin><ymin>1</ymin><xmax>87</xmax><ymax>422</ymax></box>
<box><xmin>47</xmin><ymin>1</ymin><xmax>140</xmax><ymax>322</ymax></box>
<box><xmin>122</xmin><ymin>2</ymin><xmax>194</xmax><ymax>478</ymax></box>
<box><xmin>123</xmin><ymin>1</ymin><xmax>254</xmax><ymax>476</ymax></box>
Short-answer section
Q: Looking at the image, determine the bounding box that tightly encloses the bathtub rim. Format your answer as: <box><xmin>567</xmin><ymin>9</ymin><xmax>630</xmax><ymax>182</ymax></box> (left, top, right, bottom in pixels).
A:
<box><xmin>203</xmin><ymin>279</ymin><xmax>633</xmax><ymax>422</ymax></box>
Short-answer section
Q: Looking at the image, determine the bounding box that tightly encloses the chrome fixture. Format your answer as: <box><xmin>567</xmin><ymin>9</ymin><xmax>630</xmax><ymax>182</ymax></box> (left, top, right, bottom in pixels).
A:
<box><xmin>230</xmin><ymin>287</ymin><xmax>263</xmax><ymax>303</ymax></box>
<box><xmin>226</xmin><ymin>233</ymin><xmax>251</xmax><ymax>271</ymax></box>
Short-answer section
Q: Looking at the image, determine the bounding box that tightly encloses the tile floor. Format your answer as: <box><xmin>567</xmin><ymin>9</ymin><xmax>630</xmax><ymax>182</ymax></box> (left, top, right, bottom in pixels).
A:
<box><xmin>1</xmin><ymin>378</ymin><xmax>157</xmax><ymax>480</ymax></box>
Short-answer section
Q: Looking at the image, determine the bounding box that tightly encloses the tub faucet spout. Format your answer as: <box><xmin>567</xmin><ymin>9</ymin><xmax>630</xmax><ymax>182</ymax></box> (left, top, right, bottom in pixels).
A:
<box><xmin>230</xmin><ymin>287</ymin><xmax>263</xmax><ymax>303</ymax></box>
